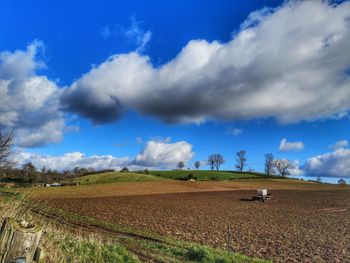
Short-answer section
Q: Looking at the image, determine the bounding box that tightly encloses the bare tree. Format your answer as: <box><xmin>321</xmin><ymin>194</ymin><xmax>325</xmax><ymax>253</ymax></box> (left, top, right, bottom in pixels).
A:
<box><xmin>274</xmin><ymin>159</ymin><xmax>294</xmax><ymax>178</ymax></box>
<box><xmin>177</xmin><ymin>161</ymin><xmax>185</xmax><ymax>170</ymax></box>
<box><xmin>73</xmin><ymin>166</ymin><xmax>80</xmax><ymax>176</ymax></box>
<box><xmin>264</xmin><ymin>153</ymin><xmax>275</xmax><ymax>176</ymax></box>
<box><xmin>0</xmin><ymin>129</ymin><xmax>15</xmax><ymax>176</ymax></box>
<box><xmin>338</xmin><ymin>178</ymin><xmax>347</xmax><ymax>185</ymax></box>
<box><xmin>22</xmin><ymin>162</ymin><xmax>37</xmax><ymax>183</ymax></box>
<box><xmin>120</xmin><ymin>167</ymin><xmax>129</xmax><ymax>172</ymax></box>
<box><xmin>208</xmin><ymin>155</ymin><xmax>215</xmax><ymax>170</ymax></box>
<box><xmin>208</xmin><ymin>154</ymin><xmax>225</xmax><ymax>170</ymax></box>
<box><xmin>194</xmin><ymin>161</ymin><xmax>201</xmax><ymax>170</ymax></box>
<box><xmin>235</xmin><ymin>150</ymin><xmax>247</xmax><ymax>172</ymax></box>
<box><xmin>214</xmin><ymin>154</ymin><xmax>225</xmax><ymax>170</ymax></box>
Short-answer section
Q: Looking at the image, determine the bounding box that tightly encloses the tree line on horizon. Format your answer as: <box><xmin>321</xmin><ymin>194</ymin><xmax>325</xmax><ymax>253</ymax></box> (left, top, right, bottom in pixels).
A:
<box><xmin>176</xmin><ymin>151</ymin><xmax>295</xmax><ymax>178</ymax></box>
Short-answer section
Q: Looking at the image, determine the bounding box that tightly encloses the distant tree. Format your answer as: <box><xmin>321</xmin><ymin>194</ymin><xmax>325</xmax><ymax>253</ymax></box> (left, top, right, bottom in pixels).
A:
<box><xmin>316</xmin><ymin>176</ymin><xmax>322</xmax><ymax>183</ymax></box>
<box><xmin>274</xmin><ymin>159</ymin><xmax>294</xmax><ymax>178</ymax></box>
<box><xmin>177</xmin><ymin>162</ymin><xmax>185</xmax><ymax>170</ymax></box>
<box><xmin>64</xmin><ymin>169</ymin><xmax>75</xmax><ymax>178</ymax></box>
<box><xmin>41</xmin><ymin>166</ymin><xmax>46</xmax><ymax>174</ymax></box>
<box><xmin>264</xmin><ymin>153</ymin><xmax>275</xmax><ymax>176</ymax></box>
<box><xmin>214</xmin><ymin>154</ymin><xmax>225</xmax><ymax>170</ymax></box>
<box><xmin>72</xmin><ymin>167</ymin><xmax>88</xmax><ymax>177</ymax></box>
<box><xmin>0</xmin><ymin>129</ymin><xmax>15</xmax><ymax>177</ymax></box>
<box><xmin>207</xmin><ymin>155</ymin><xmax>215</xmax><ymax>170</ymax></box>
<box><xmin>208</xmin><ymin>154</ymin><xmax>225</xmax><ymax>170</ymax></box>
<box><xmin>338</xmin><ymin>178</ymin><xmax>347</xmax><ymax>185</ymax></box>
<box><xmin>87</xmin><ymin>167</ymin><xmax>96</xmax><ymax>173</ymax></box>
<box><xmin>120</xmin><ymin>167</ymin><xmax>129</xmax><ymax>172</ymax></box>
<box><xmin>21</xmin><ymin>162</ymin><xmax>37</xmax><ymax>183</ymax></box>
<box><xmin>194</xmin><ymin>161</ymin><xmax>201</xmax><ymax>170</ymax></box>
<box><xmin>143</xmin><ymin>169</ymin><xmax>149</xmax><ymax>174</ymax></box>
<box><xmin>73</xmin><ymin>166</ymin><xmax>80</xmax><ymax>176</ymax></box>
<box><xmin>235</xmin><ymin>150</ymin><xmax>247</xmax><ymax>172</ymax></box>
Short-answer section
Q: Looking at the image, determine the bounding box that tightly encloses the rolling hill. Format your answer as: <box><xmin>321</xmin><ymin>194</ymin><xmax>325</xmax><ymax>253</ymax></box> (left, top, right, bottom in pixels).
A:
<box><xmin>74</xmin><ymin>171</ymin><xmax>168</xmax><ymax>185</ymax></box>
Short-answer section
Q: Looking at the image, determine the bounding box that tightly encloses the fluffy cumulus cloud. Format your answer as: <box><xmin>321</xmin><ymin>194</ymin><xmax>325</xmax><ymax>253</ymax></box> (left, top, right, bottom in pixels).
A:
<box><xmin>16</xmin><ymin>139</ymin><xmax>194</xmax><ymax>171</ymax></box>
<box><xmin>133</xmin><ymin>140</ymin><xmax>194</xmax><ymax>168</ymax></box>
<box><xmin>279</xmin><ymin>138</ymin><xmax>304</xmax><ymax>152</ymax></box>
<box><xmin>16</xmin><ymin>151</ymin><xmax>129</xmax><ymax>171</ymax></box>
<box><xmin>62</xmin><ymin>1</ymin><xmax>350</xmax><ymax>125</ymax></box>
<box><xmin>330</xmin><ymin>139</ymin><xmax>348</xmax><ymax>150</ymax></box>
<box><xmin>288</xmin><ymin>160</ymin><xmax>304</xmax><ymax>176</ymax></box>
<box><xmin>304</xmin><ymin>147</ymin><xmax>350</xmax><ymax>178</ymax></box>
<box><xmin>0</xmin><ymin>41</ymin><xmax>64</xmax><ymax>147</ymax></box>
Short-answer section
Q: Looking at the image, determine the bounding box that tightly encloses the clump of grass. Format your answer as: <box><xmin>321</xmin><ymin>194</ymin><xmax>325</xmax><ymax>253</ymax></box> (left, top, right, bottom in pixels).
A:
<box><xmin>55</xmin><ymin>235</ymin><xmax>139</xmax><ymax>263</ymax></box>
<box><xmin>184</xmin><ymin>245</ymin><xmax>269</xmax><ymax>263</ymax></box>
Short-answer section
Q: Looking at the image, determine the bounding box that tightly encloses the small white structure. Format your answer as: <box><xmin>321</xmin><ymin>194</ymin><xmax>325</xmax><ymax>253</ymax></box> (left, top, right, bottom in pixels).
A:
<box><xmin>257</xmin><ymin>189</ymin><xmax>267</xmax><ymax>197</ymax></box>
<box><xmin>250</xmin><ymin>189</ymin><xmax>271</xmax><ymax>202</ymax></box>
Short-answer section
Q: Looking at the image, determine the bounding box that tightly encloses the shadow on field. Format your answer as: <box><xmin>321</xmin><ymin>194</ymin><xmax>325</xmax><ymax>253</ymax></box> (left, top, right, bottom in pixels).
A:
<box><xmin>239</xmin><ymin>197</ymin><xmax>255</xmax><ymax>202</ymax></box>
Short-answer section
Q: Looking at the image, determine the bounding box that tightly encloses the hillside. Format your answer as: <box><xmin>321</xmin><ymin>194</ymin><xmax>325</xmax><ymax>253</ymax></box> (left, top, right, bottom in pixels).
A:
<box><xmin>74</xmin><ymin>171</ymin><xmax>167</xmax><ymax>185</ymax></box>
<box><xmin>149</xmin><ymin>170</ymin><xmax>268</xmax><ymax>181</ymax></box>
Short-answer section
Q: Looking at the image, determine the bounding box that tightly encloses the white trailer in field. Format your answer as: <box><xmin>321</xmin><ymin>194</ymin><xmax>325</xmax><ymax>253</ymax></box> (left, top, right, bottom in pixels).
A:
<box><xmin>250</xmin><ymin>189</ymin><xmax>272</xmax><ymax>202</ymax></box>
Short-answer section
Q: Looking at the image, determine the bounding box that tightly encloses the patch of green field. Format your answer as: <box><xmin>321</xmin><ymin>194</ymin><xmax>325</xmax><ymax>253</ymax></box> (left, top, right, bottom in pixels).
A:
<box><xmin>74</xmin><ymin>172</ymin><xmax>168</xmax><ymax>185</ymax></box>
<box><xmin>149</xmin><ymin>170</ymin><xmax>267</xmax><ymax>181</ymax></box>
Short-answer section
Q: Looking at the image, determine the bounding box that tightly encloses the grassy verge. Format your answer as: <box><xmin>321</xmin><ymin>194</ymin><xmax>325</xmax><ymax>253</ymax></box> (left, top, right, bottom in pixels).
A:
<box><xmin>129</xmin><ymin>238</ymin><xmax>268</xmax><ymax>263</ymax></box>
<box><xmin>45</xmin><ymin>233</ymin><xmax>140</xmax><ymax>263</ymax></box>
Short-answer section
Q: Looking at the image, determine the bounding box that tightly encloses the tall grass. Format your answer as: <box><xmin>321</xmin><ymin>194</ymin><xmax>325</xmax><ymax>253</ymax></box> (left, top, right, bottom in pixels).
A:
<box><xmin>0</xmin><ymin>194</ymin><xmax>139</xmax><ymax>263</ymax></box>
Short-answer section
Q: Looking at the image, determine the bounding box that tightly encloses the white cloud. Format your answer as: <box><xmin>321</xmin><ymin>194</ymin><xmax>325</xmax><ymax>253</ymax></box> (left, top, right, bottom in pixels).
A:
<box><xmin>226</xmin><ymin>127</ymin><xmax>243</xmax><ymax>136</ymax></box>
<box><xmin>288</xmin><ymin>160</ymin><xmax>304</xmax><ymax>176</ymax></box>
<box><xmin>16</xmin><ymin>139</ymin><xmax>194</xmax><ymax>171</ymax></box>
<box><xmin>16</xmin><ymin>151</ymin><xmax>129</xmax><ymax>171</ymax></box>
<box><xmin>62</xmin><ymin>1</ymin><xmax>350</xmax><ymax>125</ymax></box>
<box><xmin>330</xmin><ymin>139</ymin><xmax>348</xmax><ymax>150</ymax></box>
<box><xmin>100</xmin><ymin>16</ymin><xmax>152</xmax><ymax>53</ymax></box>
<box><xmin>0</xmin><ymin>41</ymin><xmax>65</xmax><ymax>147</ymax></box>
<box><xmin>279</xmin><ymin>138</ymin><xmax>304</xmax><ymax>152</ymax></box>
<box><xmin>133</xmin><ymin>140</ymin><xmax>194</xmax><ymax>168</ymax></box>
<box><xmin>304</xmin><ymin>147</ymin><xmax>350</xmax><ymax>178</ymax></box>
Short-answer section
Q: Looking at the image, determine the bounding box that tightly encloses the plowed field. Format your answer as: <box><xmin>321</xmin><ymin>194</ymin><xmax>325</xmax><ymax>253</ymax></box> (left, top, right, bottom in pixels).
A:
<box><xmin>39</xmin><ymin>187</ymin><xmax>350</xmax><ymax>262</ymax></box>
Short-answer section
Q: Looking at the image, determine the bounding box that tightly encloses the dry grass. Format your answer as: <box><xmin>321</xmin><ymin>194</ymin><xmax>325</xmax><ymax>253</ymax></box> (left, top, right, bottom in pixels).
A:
<box><xmin>0</xmin><ymin>195</ymin><xmax>139</xmax><ymax>263</ymax></box>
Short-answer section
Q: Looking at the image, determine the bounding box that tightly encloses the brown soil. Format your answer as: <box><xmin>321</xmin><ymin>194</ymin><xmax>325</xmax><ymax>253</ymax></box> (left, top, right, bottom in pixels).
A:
<box><xmin>41</xmin><ymin>188</ymin><xmax>350</xmax><ymax>263</ymax></box>
<box><xmin>27</xmin><ymin>179</ymin><xmax>346</xmax><ymax>200</ymax></box>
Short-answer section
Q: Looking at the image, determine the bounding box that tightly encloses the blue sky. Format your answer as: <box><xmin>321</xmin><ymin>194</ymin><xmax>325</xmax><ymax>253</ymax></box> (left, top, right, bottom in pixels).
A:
<box><xmin>1</xmin><ymin>0</ymin><xmax>350</xmax><ymax>180</ymax></box>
